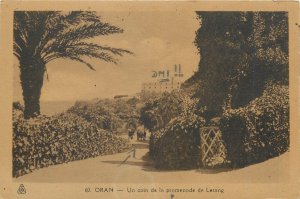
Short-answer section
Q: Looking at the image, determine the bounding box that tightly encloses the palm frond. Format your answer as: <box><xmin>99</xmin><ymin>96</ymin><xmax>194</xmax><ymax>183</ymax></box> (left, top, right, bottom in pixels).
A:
<box><xmin>37</xmin><ymin>11</ymin><xmax>106</xmax><ymax>56</ymax></box>
<box><xmin>42</xmin><ymin>21</ymin><xmax>124</xmax><ymax>57</ymax></box>
<box><xmin>75</xmin><ymin>42</ymin><xmax>133</xmax><ymax>56</ymax></box>
<box><xmin>14</xmin><ymin>12</ymin><xmax>30</xmax><ymax>58</ymax></box>
<box><xmin>62</xmin><ymin>56</ymin><xmax>96</xmax><ymax>71</ymax></box>
<box><xmin>14</xmin><ymin>11</ymin><xmax>133</xmax><ymax>71</ymax></box>
<box><xmin>63</xmin><ymin>11</ymin><xmax>101</xmax><ymax>25</ymax></box>
<box><xmin>44</xmin><ymin>48</ymin><xmax>121</xmax><ymax>67</ymax></box>
<box><xmin>14</xmin><ymin>11</ymin><xmax>57</xmax><ymax>58</ymax></box>
<box><xmin>43</xmin><ymin>41</ymin><xmax>133</xmax><ymax>70</ymax></box>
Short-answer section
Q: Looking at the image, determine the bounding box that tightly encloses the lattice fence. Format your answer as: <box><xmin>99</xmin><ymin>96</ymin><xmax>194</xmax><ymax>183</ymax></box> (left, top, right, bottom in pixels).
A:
<box><xmin>200</xmin><ymin>126</ymin><xmax>228</xmax><ymax>168</ymax></box>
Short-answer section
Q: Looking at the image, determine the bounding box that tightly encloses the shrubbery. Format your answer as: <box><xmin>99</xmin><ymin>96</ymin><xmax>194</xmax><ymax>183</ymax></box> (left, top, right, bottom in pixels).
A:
<box><xmin>13</xmin><ymin>108</ymin><xmax>131</xmax><ymax>177</ymax></box>
<box><xmin>143</xmin><ymin>92</ymin><xmax>206</xmax><ymax>169</ymax></box>
<box><xmin>146</xmin><ymin>92</ymin><xmax>195</xmax><ymax>155</ymax></box>
<box><xmin>153</xmin><ymin>111</ymin><xmax>205</xmax><ymax>169</ymax></box>
<box><xmin>67</xmin><ymin>101</ymin><xmax>123</xmax><ymax>132</ymax></box>
<box><xmin>68</xmin><ymin>97</ymin><xmax>141</xmax><ymax>134</ymax></box>
<box><xmin>140</xmin><ymin>91</ymin><xmax>195</xmax><ymax>132</ymax></box>
<box><xmin>186</xmin><ymin>12</ymin><xmax>288</xmax><ymax>117</ymax></box>
<box><xmin>220</xmin><ymin>83</ymin><xmax>289</xmax><ymax>167</ymax></box>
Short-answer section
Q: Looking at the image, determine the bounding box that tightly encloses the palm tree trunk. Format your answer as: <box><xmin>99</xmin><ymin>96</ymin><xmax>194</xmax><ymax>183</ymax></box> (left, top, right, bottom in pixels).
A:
<box><xmin>20</xmin><ymin>57</ymin><xmax>45</xmax><ymax>119</ymax></box>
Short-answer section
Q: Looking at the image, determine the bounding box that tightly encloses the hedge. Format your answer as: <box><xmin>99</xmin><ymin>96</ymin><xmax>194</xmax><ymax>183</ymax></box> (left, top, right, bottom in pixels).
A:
<box><xmin>13</xmin><ymin>109</ymin><xmax>131</xmax><ymax>177</ymax></box>
<box><xmin>220</xmin><ymin>83</ymin><xmax>289</xmax><ymax>167</ymax></box>
<box><xmin>151</xmin><ymin>110</ymin><xmax>205</xmax><ymax>169</ymax></box>
<box><xmin>67</xmin><ymin>101</ymin><xmax>123</xmax><ymax>132</ymax></box>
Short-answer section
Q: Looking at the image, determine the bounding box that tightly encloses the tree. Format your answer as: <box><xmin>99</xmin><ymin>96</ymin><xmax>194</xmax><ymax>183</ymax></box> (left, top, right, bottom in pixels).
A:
<box><xmin>14</xmin><ymin>11</ymin><xmax>132</xmax><ymax>118</ymax></box>
<box><xmin>184</xmin><ymin>12</ymin><xmax>288</xmax><ymax>119</ymax></box>
<box><xmin>139</xmin><ymin>91</ymin><xmax>195</xmax><ymax>132</ymax></box>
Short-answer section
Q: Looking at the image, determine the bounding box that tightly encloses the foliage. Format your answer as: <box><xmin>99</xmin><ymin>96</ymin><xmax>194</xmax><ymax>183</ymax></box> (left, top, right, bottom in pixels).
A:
<box><xmin>108</xmin><ymin>98</ymin><xmax>140</xmax><ymax>123</ymax></box>
<box><xmin>184</xmin><ymin>12</ymin><xmax>288</xmax><ymax>118</ymax></box>
<box><xmin>14</xmin><ymin>11</ymin><xmax>132</xmax><ymax>69</ymax></box>
<box><xmin>126</xmin><ymin>117</ymin><xmax>139</xmax><ymax>130</ymax></box>
<box><xmin>14</xmin><ymin>11</ymin><xmax>132</xmax><ymax>118</ymax></box>
<box><xmin>13</xmin><ymin>101</ymin><xmax>24</xmax><ymax>111</ymax></box>
<box><xmin>219</xmin><ymin>83</ymin><xmax>289</xmax><ymax>167</ymax></box>
<box><xmin>68</xmin><ymin>97</ymin><xmax>141</xmax><ymax>133</ymax></box>
<box><xmin>138</xmin><ymin>91</ymin><xmax>160</xmax><ymax>103</ymax></box>
<box><xmin>142</xmin><ymin>92</ymin><xmax>206</xmax><ymax>169</ymax></box>
<box><xmin>139</xmin><ymin>91</ymin><xmax>196</xmax><ymax>132</ymax></box>
<box><xmin>126</xmin><ymin>97</ymin><xmax>140</xmax><ymax>108</ymax></box>
<box><xmin>13</xmin><ymin>108</ymin><xmax>131</xmax><ymax>177</ymax></box>
<box><xmin>67</xmin><ymin>101</ymin><xmax>123</xmax><ymax>132</ymax></box>
<box><xmin>151</xmin><ymin>107</ymin><xmax>205</xmax><ymax>169</ymax></box>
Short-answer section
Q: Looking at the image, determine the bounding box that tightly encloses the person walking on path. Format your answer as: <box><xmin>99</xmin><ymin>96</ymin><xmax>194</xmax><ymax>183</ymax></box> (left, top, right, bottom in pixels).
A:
<box><xmin>128</xmin><ymin>129</ymin><xmax>134</xmax><ymax>140</ymax></box>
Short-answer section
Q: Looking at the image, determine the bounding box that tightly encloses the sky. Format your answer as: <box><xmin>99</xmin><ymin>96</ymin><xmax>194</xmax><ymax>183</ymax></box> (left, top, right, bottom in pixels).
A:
<box><xmin>13</xmin><ymin>10</ymin><xmax>200</xmax><ymax>102</ymax></box>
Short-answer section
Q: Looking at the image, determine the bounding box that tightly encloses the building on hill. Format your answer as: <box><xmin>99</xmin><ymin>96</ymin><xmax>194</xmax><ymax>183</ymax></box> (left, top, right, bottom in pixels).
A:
<box><xmin>141</xmin><ymin>64</ymin><xmax>185</xmax><ymax>93</ymax></box>
<box><xmin>114</xmin><ymin>95</ymin><xmax>129</xmax><ymax>99</ymax></box>
<box><xmin>141</xmin><ymin>79</ymin><xmax>182</xmax><ymax>93</ymax></box>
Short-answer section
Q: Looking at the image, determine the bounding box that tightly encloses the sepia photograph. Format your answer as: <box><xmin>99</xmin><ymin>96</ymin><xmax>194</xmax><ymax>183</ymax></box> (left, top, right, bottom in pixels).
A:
<box><xmin>0</xmin><ymin>1</ymin><xmax>299</xmax><ymax>199</ymax></box>
<box><xmin>12</xmin><ymin>9</ymin><xmax>290</xmax><ymax>180</ymax></box>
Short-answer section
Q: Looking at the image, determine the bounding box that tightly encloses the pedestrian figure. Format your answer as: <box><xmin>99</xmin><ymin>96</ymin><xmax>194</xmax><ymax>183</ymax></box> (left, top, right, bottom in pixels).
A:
<box><xmin>143</xmin><ymin>131</ymin><xmax>146</xmax><ymax>141</ymax></box>
<box><xmin>137</xmin><ymin>129</ymin><xmax>142</xmax><ymax>141</ymax></box>
<box><xmin>128</xmin><ymin>129</ymin><xmax>134</xmax><ymax>140</ymax></box>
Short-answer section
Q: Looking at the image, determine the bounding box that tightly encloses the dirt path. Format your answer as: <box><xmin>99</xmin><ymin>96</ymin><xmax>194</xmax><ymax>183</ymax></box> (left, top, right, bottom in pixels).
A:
<box><xmin>14</xmin><ymin>134</ymin><xmax>289</xmax><ymax>183</ymax></box>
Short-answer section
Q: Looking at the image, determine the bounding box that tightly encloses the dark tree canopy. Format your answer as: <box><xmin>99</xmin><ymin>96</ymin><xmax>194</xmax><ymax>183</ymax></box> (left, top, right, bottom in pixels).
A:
<box><xmin>139</xmin><ymin>91</ymin><xmax>195</xmax><ymax>132</ymax></box>
<box><xmin>184</xmin><ymin>12</ymin><xmax>288</xmax><ymax>119</ymax></box>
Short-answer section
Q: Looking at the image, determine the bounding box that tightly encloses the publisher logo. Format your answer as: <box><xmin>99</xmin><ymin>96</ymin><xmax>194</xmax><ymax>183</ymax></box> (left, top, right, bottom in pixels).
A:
<box><xmin>17</xmin><ymin>184</ymin><xmax>26</xmax><ymax>194</ymax></box>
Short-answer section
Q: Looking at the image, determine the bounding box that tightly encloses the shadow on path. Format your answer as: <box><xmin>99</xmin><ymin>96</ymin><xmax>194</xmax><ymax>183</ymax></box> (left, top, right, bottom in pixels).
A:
<box><xmin>101</xmin><ymin>136</ymin><xmax>155</xmax><ymax>169</ymax></box>
<box><xmin>103</xmin><ymin>135</ymin><xmax>241</xmax><ymax>174</ymax></box>
<box><xmin>132</xmin><ymin>142</ymin><xmax>148</xmax><ymax>149</ymax></box>
<box><xmin>195</xmin><ymin>168</ymin><xmax>234</xmax><ymax>174</ymax></box>
<box><xmin>101</xmin><ymin>160</ymin><xmax>152</xmax><ymax>167</ymax></box>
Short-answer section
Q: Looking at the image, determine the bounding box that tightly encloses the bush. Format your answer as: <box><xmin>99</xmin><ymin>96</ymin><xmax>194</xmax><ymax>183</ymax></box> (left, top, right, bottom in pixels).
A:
<box><xmin>188</xmin><ymin>12</ymin><xmax>288</xmax><ymax>116</ymax></box>
<box><xmin>146</xmin><ymin>92</ymin><xmax>199</xmax><ymax>156</ymax></box>
<box><xmin>67</xmin><ymin>101</ymin><xmax>123</xmax><ymax>132</ymax></box>
<box><xmin>149</xmin><ymin>131</ymin><xmax>164</xmax><ymax>157</ymax></box>
<box><xmin>68</xmin><ymin>98</ymin><xmax>141</xmax><ymax>134</ymax></box>
<box><xmin>151</xmin><ymin>107</ymin><xmax>205</xmax><ymax>169</ymax></box>
<box><xmin>13</xmin><ymin>101</ymin><xmax>24</xmax><ymax>111</ymax></box>
<box><xmin>140</xmin><ymin>91</ymin><xmax>188</xmax><ymax>132</ymax></box>
<box><xmin>13</xmin><ymin>109</ymin><xmax>131</xmax><ymax>177</ymax></box>
<box><xmin>220</xmin><ymin>83</ymin><xmax>289</xmax><ymax>167</ymax></box>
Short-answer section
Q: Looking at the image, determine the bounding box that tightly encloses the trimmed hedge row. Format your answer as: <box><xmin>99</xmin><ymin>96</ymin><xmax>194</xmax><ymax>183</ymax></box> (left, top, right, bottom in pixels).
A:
<box><xmin>13</xmin><ymin>109</ymin><xmax>131</xmax><ymax>177</ymax></box>
<box><xmin>220</xmin><ymin>83</ymin><xmax>289</xmax><ymax>167</ymax></box>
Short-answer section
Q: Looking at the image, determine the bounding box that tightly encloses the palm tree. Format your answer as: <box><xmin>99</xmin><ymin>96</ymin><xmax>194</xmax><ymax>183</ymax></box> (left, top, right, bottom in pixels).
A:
<box><xmin>14</xmin><ymin>11</ymin><xmax>132</xmax><ymax>118</ymax></box>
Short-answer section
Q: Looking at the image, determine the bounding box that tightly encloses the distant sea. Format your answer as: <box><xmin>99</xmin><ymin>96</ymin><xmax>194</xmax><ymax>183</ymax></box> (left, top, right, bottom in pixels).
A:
<box><xmin>40</xmin><ymin>101</ymin><xmax>76</xmax><ymax>116</ymax></box>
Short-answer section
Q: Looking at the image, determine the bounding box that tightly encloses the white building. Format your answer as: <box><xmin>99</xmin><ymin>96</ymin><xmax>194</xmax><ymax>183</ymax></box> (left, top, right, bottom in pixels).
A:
<box><xmin>142</xmin><ymin>64</ymin><xmax>184</xmax><ymax>93</ymax></box>
<box><xmin>141</xmin><ymin>79</ymin><xmax>182</xmax><ymax>93</ymax></box>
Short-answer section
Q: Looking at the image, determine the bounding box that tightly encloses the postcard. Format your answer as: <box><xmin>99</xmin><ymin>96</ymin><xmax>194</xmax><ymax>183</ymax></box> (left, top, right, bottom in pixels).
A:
<box><xmin>0</xmin><ymin>1</ymin><xmax>299</xmax><ymax>198</ymax></box>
